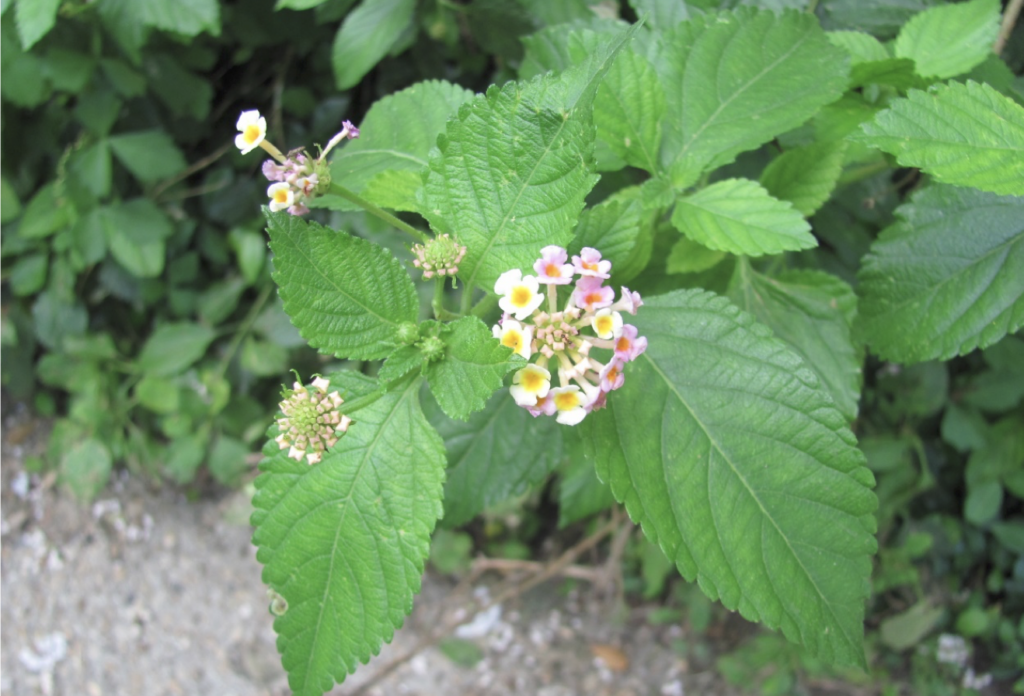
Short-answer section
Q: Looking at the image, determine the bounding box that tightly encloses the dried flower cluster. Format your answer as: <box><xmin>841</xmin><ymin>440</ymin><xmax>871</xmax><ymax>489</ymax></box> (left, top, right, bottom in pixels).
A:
<box><xmin>492</xmin><ymin>245</ymin><xmax>646</xmax><ymax>425</ymax></box>
<box><xmin>274</xmin><ymin>377</ymin><xmax>352</xmax><ymax>465</ymax></box>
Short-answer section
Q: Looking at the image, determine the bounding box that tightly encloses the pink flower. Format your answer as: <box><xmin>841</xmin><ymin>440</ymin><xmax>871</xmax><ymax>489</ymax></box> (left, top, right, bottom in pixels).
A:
<box><xmin>572</xmin><ymin>247</ymin><xmax>611</xmax><ymax>279</ymax></box>
<box><xmin>287</xmin><ymin>202</ymin><xmax>310</xmax><ymax>216</ymax></box>
<box><xmin>526</xmin><ymin>392</ymin><xmax>557</xmax><ymax>417</ymax></box>
<box><xmin>612</xmin><ymin>286</ymin><xmax>643</xmax><ymax>315</ymax></box>
<box><xmin>614</xmin><ymin>325</ymin><xmax>648</xmax><ymax>362</ymax></box>
<box><xmin>533</xmin><ymin>245</ymin><xmax>574</xmax><ymax>285</ymax></box>
<box><xmin>572</xmin><ymin>276</ymin><xmax>615</xmax><ymax>313</ymax></box>
<box><xmin>599</xmin><ymin>359</ymin><xmax>625</xmax><ymax>392</ymax></box>
<box><xmin>262</xmin><ymin>160</ymin><xmax>287</xmax><ymax>182</ymax></box>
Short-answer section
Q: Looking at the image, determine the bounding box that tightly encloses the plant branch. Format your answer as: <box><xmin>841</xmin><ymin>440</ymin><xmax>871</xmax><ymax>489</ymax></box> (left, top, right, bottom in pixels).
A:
<box><xmin>327</xmin><ymin>183</ymin><xmax>429</xmax><ymax>243</ymax></box>
<box><xmin>348</xmin><ymin>514</ymin><xmax>622</xmax><ymax>696</ymax></box>
<box><xmin>152</xmin><ymin>141</ymin><xmax>232</xmax><ymax>201</ymax></box>
<box><xmin>995</xmin><ymin>0</ymin><xmax>1023</xmax><ymax>55</ymax></box>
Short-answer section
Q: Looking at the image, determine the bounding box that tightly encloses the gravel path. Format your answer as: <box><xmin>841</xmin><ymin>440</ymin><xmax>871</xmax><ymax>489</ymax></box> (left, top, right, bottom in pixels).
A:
<box><xmin>2</xmin><ymin>406</ymin><xmax>743</xmax><ymax>696</ymax></box>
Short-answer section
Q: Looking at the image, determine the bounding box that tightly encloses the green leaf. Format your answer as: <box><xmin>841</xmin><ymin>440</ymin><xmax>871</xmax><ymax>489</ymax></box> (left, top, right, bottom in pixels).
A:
<box><xmin>276</xmin><ymin>0</ymin><xmax>331</xmax><ymax>8</ymax></box>
<box><xmin>135</xmin><ymin>374</ymin><xmax>181</xmax><ymax>414</ymax></box>
<box><xmin>138</xmin><ymin>323</ymin><xmax>216</xmax><ymax>376</ymax></box>
<box><xmin>208</xmin><ymin>435</ymin><xmax>249</xmax><ymax>486</ymax></box>
<box><xmin>134</xmin><ymin>0</ymin><xmax>220</xmax><ymax>37</ymax></box>
<box><xmin>657</xmin><ymin>8</ymin><xmax>849</xmax><ymax>184</ymax></box>
<box><xmin>240</xmin><ymin>337</ymin><xmax>288</xmax><ymax>377</ymax></box>
<box><xmin>322</xmin><ymin>80</ymin><xmax>473</xmax><ymax>211</ymax></box>
<box><xmin>424</xmin><ymin>317</ymin><xmax>520</xmax><ymax>421</ymax></box>
<box><xmin>558</xmin><ymin>450</ymin><xmax>614</xmax><ymax>528</ymax></box>
<box><xmin>893</xmin><ymin>0</ymin><xmax>999</xmax><ymax>79</ymax></box>
<box><xmin>827</xmin><ymin>30</ymin><xmax>919</xmax><ymax>90</ymax></box>
<box><xmin>109</xmin><ymin>130</ymin><xmax>188</xmax><ymax>183</ymax></box>
<box><xmin>853</xmin><ymin>81</ymin><xmax>1024</xmax><ymax>196</ymax></box>
<box><xmin>9</xmin><ymin>253</ymin><xmax>48</xmax><ymax>296</ymax></box>
<box><xmin>856</xmin><ymin>185</ymin><xmax>1024</xmax><ymax>363</ymax></box>
<box><xmin>426</xmin><ymin>388</ymin><xmax>563</xmax><ymax>527</ymax></box>
<box><xmin>627</xmin><ymin>0</ymin><xmax>691</xmax><ymax>32</ymax></box>
<box><xmin>359</xmin><ymin>171</ymin><xmax>422</xmax><ymax>212</ymax></box>
<box><xmin>266</xmin><ymin>211</ymin><xmax>419</xmax><ymax>361</ymax></box>
<box><xmin>666</xmin><ymin>237</ymin><xmax>726</xmax><ymax>275</ymax></box>
<box><xmin>59</xmin><ymin>438</ymin><xmax>113</xmax><ymax>502</ymax></box>
<box><xmin>99</xmin><ymin>199</ymin><xmax>173</xmax><ymax>278</ymax></box>
<box><xmin>228</xmin><ymin>227</ymin><xmax>266</xmax><ymax>285</ymax></box>
<box><xmin>728</xmin><ymin>264</ymin><xmax>861</xmax><ymax>421</ymax></box>
<box><xmin>15</xmin><ymin>0</ymin><xmax>61</xmax><ymax>50</ymax></box>
<box><xmin>759</xmin><ymin>141</ymin><xmax>847</xmax><ymax>217</ymax></box>
<box><xmin>593</xmin><ymin>49</ymin><xmax>665</xmax><ymax>173</ymax></box>
<box><xmin>670</xmin><ymin>178</ymin><xmax>816</xmax><ymax>257</ymax></box>
<box><xmin>423</xmin><ymin>27</ymin><xmax>636</xmax><ymax>293</ymax></box>
<box><xmin>879</xmin><ymin>600</ymin><xmax>944</xmax><ymax>651</ymax></box>
<box><xmin>1</xmin><ymin>176</ymin><xmax>21</xmax><ymax>223</ymax></box>
<box><xmin>331</xmin><ymin>0</ymin><xmax>415</xmax><ymax>90</ymax></box>
<box><xmin>18</xmin><ymin>182</ymin><xmax>76</xmax><ymax>239</ymax></box>
<box><xmin>379</xmin><ymin>344</ymin><xmax>425</xmax><ymax>384</ymax></box>
<box><xmin>581</xmin><ymin>288</ymin><xmax>877</xmax><ymax>668</ymax></box>
<box><xmin>164</xmin><ymin>434</ymin><xmax>207</xmax><ymax>484</ymax></box>
<box><xmin>42</xmin><ymin>48</ymin><xmax>96</xmax><ymax>92</ymax></box>
<box><xmin>252</xmin><ymin>373</ymin><xmax>445</xmax><ymax>695</ymax></box>
<box><xmin>69</xmin><ymin>141</ymin><xmax>113</xmax><ymax>199</ymax></box>
<box><xmin>569</xmin><ymin>195</ymin><xmax>643</xmax><ymax>277</ymax></box>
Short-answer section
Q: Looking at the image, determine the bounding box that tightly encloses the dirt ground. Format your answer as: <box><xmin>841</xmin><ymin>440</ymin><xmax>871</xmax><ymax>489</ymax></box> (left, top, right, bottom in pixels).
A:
<box><xmin>1</xmin><ymin>404</ymin><xmax>752</xmax><ymax>696</ymax></box>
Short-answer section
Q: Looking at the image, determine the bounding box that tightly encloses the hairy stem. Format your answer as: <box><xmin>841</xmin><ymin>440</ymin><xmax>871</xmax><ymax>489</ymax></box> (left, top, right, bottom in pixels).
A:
<box><xmin>995</xmin><ymin>0</ymin><xmax>1023</xmax><ymax>55</ymax></box>
<box><xmin>327</xmin><ymin>183</ymin><xmax>429</xmax><ymax>243</ymax></box>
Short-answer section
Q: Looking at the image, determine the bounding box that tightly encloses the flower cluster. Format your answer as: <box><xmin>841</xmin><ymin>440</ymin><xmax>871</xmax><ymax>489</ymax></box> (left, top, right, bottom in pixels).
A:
<box><xmin>234</xmin><ymin>109</ymin><xmax>359</xmax><ymax>216</ymax></box>
<box><xmin>412</xmin><ymin>233</ymin><xmax>467</xmax><ymax>279</ymax></box>
<box><xmin>492</xmin><ymin>246</ymin><xmax>646</xmax><ymax>426</ymax></box>
<box><xmin>274</xmin><ymin>377</ymin><xmax>352</xmax><ymax>464</ymax></box>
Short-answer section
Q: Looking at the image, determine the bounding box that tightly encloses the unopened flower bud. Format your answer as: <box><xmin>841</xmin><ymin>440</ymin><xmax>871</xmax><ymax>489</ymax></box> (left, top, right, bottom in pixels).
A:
<box><xmin>412</xmin><ymin>234</ymin><xmax>467</xmax><ymax>280</ymax></box>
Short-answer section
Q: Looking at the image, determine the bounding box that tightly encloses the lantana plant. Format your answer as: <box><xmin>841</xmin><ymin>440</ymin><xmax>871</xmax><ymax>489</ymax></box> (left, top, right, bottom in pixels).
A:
<box><xmin>240</xmin><ymin>3</ymin><xmax>1024</xmax><ymax>694</ymax></box>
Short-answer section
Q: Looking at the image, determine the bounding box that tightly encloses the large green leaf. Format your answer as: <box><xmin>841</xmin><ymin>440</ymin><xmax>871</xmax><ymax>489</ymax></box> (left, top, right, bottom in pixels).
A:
<box><xmin>593</xmin><ymin>49</ymin><xmax>665</xmax><ymax>173</ymax></box>
<box><xmin>109</xmin><ymin>130</ymin><xmax>188</xmax><ymax>182</ymax></box>
<box><xmin>893</xmin><ymin>0</ymin><xmax>999</xmax><ymax>79</ymax></box>
<box><xmin>656</xmin><ymin>8</ymin><xmax>848</xmax><ymax>185</ymax></box>
<box><xmin>728</xmin><ymin>264</ymin><xmax>861</xmax><ymax>421</ymax></box>
<box><xmin>138</xmin><ymin>323</ymin><xmax>216</xmax><ymax>376</ymax></box>
<box><xmin>321</xmin><ymin>81</ymin><xmax>474</xmax><ymax>212</ymax></box>
<box><xmin>426</xmin><ymin>388</ymin><xmax>563</xmax><ymax>527</ymax></box>
<box><xmin>424</xmin><ymin>317</ymin><xmax>521</xmax><ymax>421</ymax></box>
<box><xmin>331</xmin><ymin>0</ymin><xmax>415</xmax><ymax>90</ymax></box>
<box><xmin>759</xmin><ymin>140</ymin><xmax>847</xmax><ymax>217</ymax></box>
<box><xmin>670</xmin><ymin>178</ymin><xmax>816</xmax><ymax>257</ymax></box>
<box><xmin>266</xmin><ymin>211</ymin><xmax>418</xmax><ymax>361</ymax></box>
<box><xmin>853</xmin><ymin>81</ymin><xmax>1024</xmax><ymax>196</ymax></box>
<box><xmin>15</xmin><ymin>0</ymin><xmax>61</xmax><ymax>50</ymax></box>
<box><xmin>99</xmin><ymin>199</ymin><xmax>174</xmax><ymax>278</ymax></box>
<box><xmin>856</xmin><ymin>185</ymin><xmax>1024</xmax><ymax>364</ymax></box>
<box><xmin>253</xmin><ymin>372</ymin><xmax>445</xmax><ymax>696</ymax></box>
<box><xmin>423</xmin><ymin>27</ymin><xmax>636</xmax><ymax>293</ymax></box>
<box><xmin>582</xmin><ymin>289</ymin><xmax>877</xmax><ymax>667</ymax></box>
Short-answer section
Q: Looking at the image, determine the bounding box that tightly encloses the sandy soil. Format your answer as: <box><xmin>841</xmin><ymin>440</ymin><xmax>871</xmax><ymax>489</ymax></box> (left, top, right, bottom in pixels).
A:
<box><xmin>1</xmin><ymin>405</ymin><xmax>746</xmax><ymax>696</ymax></box>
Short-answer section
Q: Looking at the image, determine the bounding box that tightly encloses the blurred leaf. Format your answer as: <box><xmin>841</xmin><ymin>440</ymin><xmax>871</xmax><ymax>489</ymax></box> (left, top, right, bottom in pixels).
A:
<box><xmin>18</xmin><ymin>183</ymin><xmax>76</xmax><ymax>239</ymax></box>
<box><xmin>940</xmin><ymin>404</ymin><xmax>988</xmax><ymax>453</ymax></box>
<box><xmin>438</xmin><ymin>637</ymin><xmax>484</xmax><ymax>668</ymax></box>
<box><xmin>109</xmin><ymin>130</ymin><xmax>188</xmax><ymax>183</ymax></box>
<box><xmin>42</xmin><ymin>48</ymin><xmax>96</xmax><ymax>91</ymax></box>
<box><xmin>100</xmin><ymin>58</ymin><xmax>147</xmax><ymax>96</ymax></box>
<box><xmin>893</xmin><ymin>0</ymin><xmax>999</xmax><ymax>79</ymax></box>
<box><xmin>666</xmin><ymin>236</ymin><xmax>725</xmax><ymax>274</ymax></box>
<box><xmin>32</xmin><ymin>290</ymin><xmax>88</xmax><ymax>350</ymax></box>
<box><xmin>429</xmin><ymin>529</ymin><xmax>472</xmax><ymax>575</ymax></box>
<box><xmin>164</xmin><ymin>433</ymin><xmax>207</xmax><ymax>484</ymax></box>
<box><xmin>229</xmin><ymin>227</ymin><xmax>266</xmax><ymax>285</ymax></box>
<box><xmin>208</xmin><ymin>435</ymin><xmax>249</xmax><ymax>486</ymax></box>
<box><xmin>1</xmin><ymin>176</ymin><xmax>21</xmax><ymax>223</ymax></box>
<box><xmin>14</xmin><ymin>0</ymin><xmax>61</xmax><ymax>50</ymax></box>
<box><xmin>9</xmin><ymin>253</ymin><xmax>48</xmax><ymax>296</ymax></box>
<box><xmin>59</xmin><ymin>438</ymin><xmax>113</xmax><ymax>502</ymax></box>
<box><xmin>69</xmin><ymin>141</ymin><xmax>113</xmax><ymax>199</ymax></box>
<box><xmin>558</xmin><ymin>451</ymin><xmax>614</xmax><ymax>528</ymax></box>
<box><xmin>199</xmin><ymin>277</ymin><xmax>246</xmax><ymax>325</ymax></box>
<box><xmin>135</xmin><ymin>375</ymin><xmax>181</xmax><ymax>414</ymax></box>
<box><xmin>331</xmin><ymin>0</ymin><xmax>415</xmax><ymax>90</ymax></box>
<box><xmin>137</xmin><ymin>323</ymin><xmax>216</xmax><ymax>376</ymax></box>
<box><xmin>965</xmin><ymin>480</ymin><xmax>1003</xmax><ymax>526</ymax></box>
<box><xmin>760</xmin><ymin>140</ymin><xmax>847</xmax><ymax>217</ymax></box>
<box><xmin>99</xmin><ymin>200</ymin><xmax>173</xmax><ymax>277</ymax></box>
<box><xmin>879</xmin><ymin>600</ymin><xmax>944</xmax><ymax>650</ymax></box>
<box><xmin>955</xmin><ymin>607</ymin><xmax>991</xmax><ymax>637</ymax></box>
<box><xmin>241</xmin><ymin>337</ymin><xmax>289</xmax><ymax>377</ymax></box>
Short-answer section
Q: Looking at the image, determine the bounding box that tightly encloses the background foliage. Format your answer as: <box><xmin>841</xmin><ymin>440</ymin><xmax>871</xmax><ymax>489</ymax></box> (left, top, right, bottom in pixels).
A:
<box><xmin>2</xmin><ymin>0</ymin><xmax>1023</xmax><ymax>694</ymax></box>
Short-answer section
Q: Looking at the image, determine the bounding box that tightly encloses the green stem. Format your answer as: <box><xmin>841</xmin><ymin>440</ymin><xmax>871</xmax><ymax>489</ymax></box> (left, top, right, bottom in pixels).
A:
<box><xmin>837</xmin><ymin>159</ymin><xmax>890</xmax><ymax>186</ymax></box>
<box><xmin>471</xmin><ymin>293</ymin><xmax>499</xmax><ymax>319</ymax></box>
<box><xmin>216</xmin><ymin>283</ymin><xmax>273</xmax><ymax>378</ymax></box>
<box><xmin>806</xmin><ymin>0</ymin><xmax>819</xmax><ymax>13</ymax></box>
<box><xmin>327</xmin><ymin>183</ymin><xmax>429</xmax><ymax>243</ymax></box>
<box><xmin>432</xmin><ymin>277</ymin><xmax>447</xmax><ymax>320</ymax></box>
<box><xmin>337</xmin><ymin>386</ymin><xmax>388</xmax><ymax>416</ymax></box>
<box><xmin>460</xmin><ymin>282</ymin><xmax>475</xmax><ymax>315</ymax></box>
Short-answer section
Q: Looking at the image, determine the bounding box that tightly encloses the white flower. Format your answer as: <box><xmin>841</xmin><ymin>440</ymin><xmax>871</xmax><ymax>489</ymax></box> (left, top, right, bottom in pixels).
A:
<box><xmin>495</xmin><ymin>269</ymin><xmax>544</xmax><ymax>320</ymax></box>
<box><xmin>509</xmin><ymin>364</ymin><xmax>551</xmax><ymax>406</ymax></box>
<box><xmin>550</xmin><ymin>385</ymin><xmax>588</xmax><ymax>425</ymax></box>
<box><xmin>267</xmin><ymin>182</ymin><xmax>295</xmax><ymax>212</ymax></box>
<box><xmin>493</xmin><ymin>319</ymin><xmax>533</xmax><ymax>359</ymax></box>
<box><xmin>590</xmin><ymin>309</ymin><xmax>623</xmax><ymax>340</ymax></box>
<box><xmin>235</xmin><ymin>110</ymin><xmax>267</xmax><ymax>154</ymax></box>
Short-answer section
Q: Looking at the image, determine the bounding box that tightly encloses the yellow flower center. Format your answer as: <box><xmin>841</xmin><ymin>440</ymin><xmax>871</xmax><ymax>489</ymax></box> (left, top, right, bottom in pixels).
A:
<box><xmin>545</xmin><ymin>263</ymin><xmax>562</xmax><ymax>277</ymax></box>
<box><xmin>502</xmin><ymin>330</ymin><xmax>523</xmax><ymax>352</ymax></box>
<box><xmin>584</xmin><ymin>292</ymin><xmax>603</xmax><ymax>307</ymax></box>
<box><xmin>521</xmin><ymin>369</ymin><xmax>545</xmax><ymax>392</ymax></box>
<box><xmin>273</xmin><ymin>189</ymin><xmax>290</xmax><ymax>204</ymax></box>
<box><xmin>595</xmin><ymin>315</ymin><xmax>614</xmax><ymax>336</ymax></box>
<box><xmin>554</xmin><ymin>391</ymin><xmax>581</xmax><ymax>411</ymax></box>
<box><xmin>244</xmin><ymin>124</ymin><xmax>262</xmax><ymax>144</ymax></box>
<box><xmin>616</xmin><ymin>336</ymin><xmax>631</xmax><ymax>353</ymax></box>
<box><xmin>511</xmin><ymin>286</ymin><xmax>532</xmax><ymax>308</ymax></box>
<box><xmin>606</xmin><ymin>365</ymin><xmax>619</xmax><ymax>382</ymax></box>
